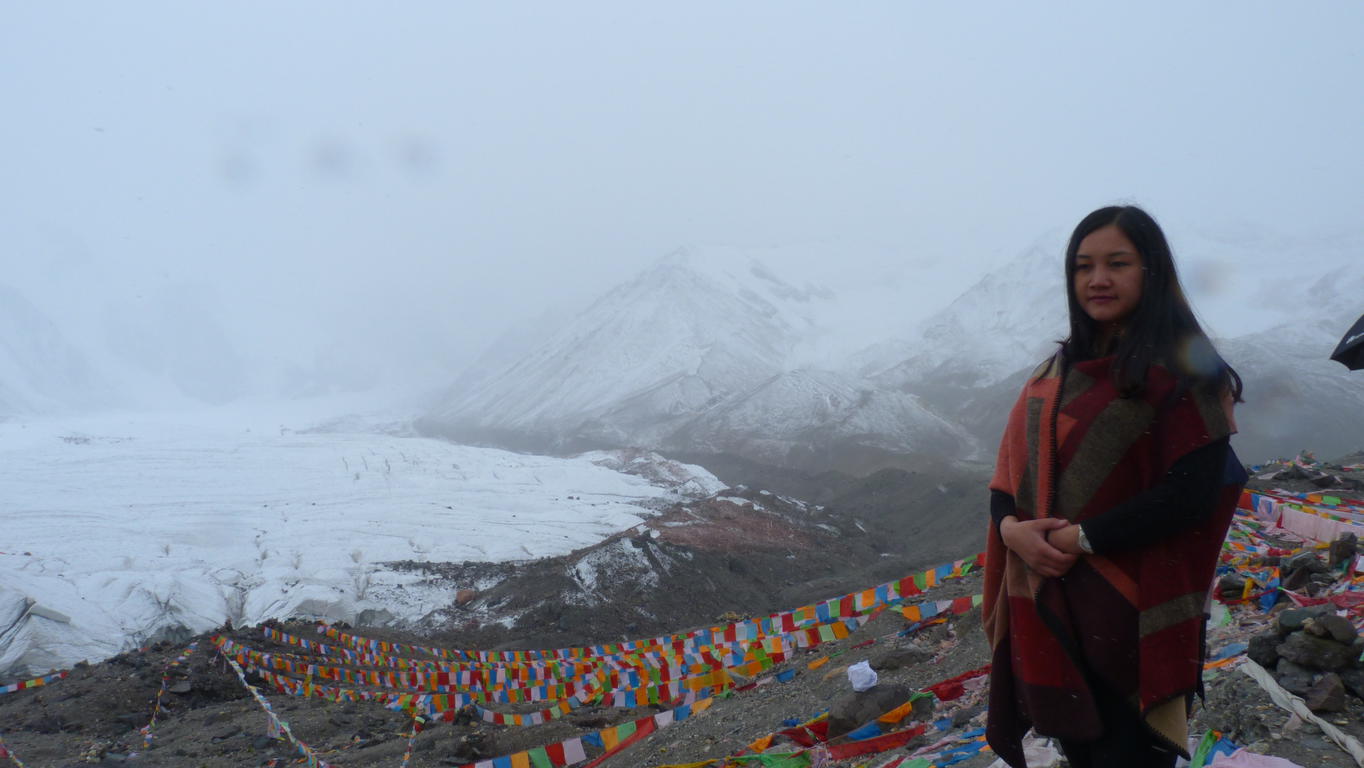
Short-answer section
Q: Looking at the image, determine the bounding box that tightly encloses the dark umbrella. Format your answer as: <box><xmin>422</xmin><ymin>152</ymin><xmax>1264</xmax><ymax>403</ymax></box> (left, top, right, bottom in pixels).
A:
<box><xmin>1332</xmin><ymin>313</ymin><xmax>1364</xmax><ymax>371</ymax></box>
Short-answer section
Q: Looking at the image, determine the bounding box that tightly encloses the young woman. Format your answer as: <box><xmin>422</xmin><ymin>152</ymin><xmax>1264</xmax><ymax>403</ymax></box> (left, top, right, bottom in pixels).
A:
<box><xmin>982</xmin><ymin>206</ymin><xmax>1247</xmax><ymax>768</ymax></box>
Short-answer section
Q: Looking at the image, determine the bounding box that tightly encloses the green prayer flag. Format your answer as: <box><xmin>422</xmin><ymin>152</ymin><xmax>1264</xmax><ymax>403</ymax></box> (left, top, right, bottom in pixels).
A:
<box><xmin>529</xmin><ymin>746</ymin><xmax>554</xmax><ymax>768</ymax></box>
<box><xmin>1190</xmin><ymin>729</ymin><xmax>1218</xmax><ymax>768</ymax></box>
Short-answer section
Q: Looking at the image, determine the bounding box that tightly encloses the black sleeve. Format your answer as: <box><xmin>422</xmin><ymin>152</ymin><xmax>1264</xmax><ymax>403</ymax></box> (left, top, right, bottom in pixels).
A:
<box><xmin>990</xmin><ymin>489</ymin><xmax>1016</xmax><ymax>529</ymax></box>
<box><xmin>1080</xmin><ymin>436</ymin><xmax>1230</xmax><ymax>555</ymax></box>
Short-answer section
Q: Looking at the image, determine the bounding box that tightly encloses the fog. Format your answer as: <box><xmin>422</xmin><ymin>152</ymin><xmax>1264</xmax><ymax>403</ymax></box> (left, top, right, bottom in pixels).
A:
<box><xmin>3</xmin><ymin>2</ymin><xmax>1362</xmax><ymax>404</ymax></box>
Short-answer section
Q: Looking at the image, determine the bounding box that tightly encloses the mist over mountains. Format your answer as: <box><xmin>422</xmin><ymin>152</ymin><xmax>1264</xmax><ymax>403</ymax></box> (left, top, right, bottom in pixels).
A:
<box><xmin>422</xmin><ymin>234</ymin><xmax>1364</xmax><ymax>468</ymax></box>
<box><xmin>5</xmin><ymin>230</ymin><xmax>1360</xmax><ymax>467</ymax></box>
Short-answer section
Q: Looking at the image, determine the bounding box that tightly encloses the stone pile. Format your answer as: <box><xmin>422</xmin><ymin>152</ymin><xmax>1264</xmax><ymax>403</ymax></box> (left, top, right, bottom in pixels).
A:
<box><xmin>1248</xmin><ymin>601</ymin><xmax>1364</xmax><ymax>713</ymax></box>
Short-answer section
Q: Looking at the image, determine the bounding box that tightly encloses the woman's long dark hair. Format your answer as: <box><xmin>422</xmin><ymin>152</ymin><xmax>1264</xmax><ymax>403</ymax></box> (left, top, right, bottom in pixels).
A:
<box><xmin>1061</xmin><ymin>205</ymin><xmax>1243</xmax><ymax>402</ymax></box>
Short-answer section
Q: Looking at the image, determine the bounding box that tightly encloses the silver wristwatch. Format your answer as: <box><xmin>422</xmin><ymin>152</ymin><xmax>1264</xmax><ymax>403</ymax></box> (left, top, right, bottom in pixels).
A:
<box><xmin>1076</xmin><ymin>525</ymin><xmax>1094</xmax><ymax>554</ymax></box>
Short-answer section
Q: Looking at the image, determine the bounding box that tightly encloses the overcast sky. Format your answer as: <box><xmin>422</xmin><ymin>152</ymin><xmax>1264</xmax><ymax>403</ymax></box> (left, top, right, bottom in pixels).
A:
<box><xmin>3</xmin><ymin>3</ymin><xmax>1362</xmax><ymax>401</ymax></box>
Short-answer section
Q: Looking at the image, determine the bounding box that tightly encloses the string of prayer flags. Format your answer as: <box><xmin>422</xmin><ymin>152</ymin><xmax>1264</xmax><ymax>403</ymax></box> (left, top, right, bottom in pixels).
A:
<box><xmin>210</xmin><ymin>551</ymin><xmax>987</xmax><ymax>768</ymax></box>
<box><xmin>0</xmin><ymin>670</ymin><xmax>67</xmax><ymax>696</ymax></box>
<box><xmin>0</xmin><ymin>734</ymin><xmax>27</xmax><ymax>768</ymax></box>
<box><xmin>316</xmin><ymin>553</ymin><xmax>986</xmax><ymax>668</ymax></box>
<box><xmin>398</xmin><ymin>713</ymin><xmax>425</xmax><ymax>768</ymax></box>
<box><xmin>898</xmin><ymin>594</ymin><xmax>983</xmax><ymax>624</ymax></box>
<box><xmin>218</xmin><ymin>649</ymin><xmax>333</xmax><ymax>768</ymax></box>
<box><xmin>139</xmin><ymin>641</ymin><xmax>198</xmax><ymax>748</ymax></box>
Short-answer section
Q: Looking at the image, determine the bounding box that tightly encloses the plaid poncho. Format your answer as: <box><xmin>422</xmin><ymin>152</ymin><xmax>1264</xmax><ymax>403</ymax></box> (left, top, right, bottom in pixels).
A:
<box><xmin>983</xmin><ymin>353</ymin><xmax>1242</xmax><ymax>767</ymax></box>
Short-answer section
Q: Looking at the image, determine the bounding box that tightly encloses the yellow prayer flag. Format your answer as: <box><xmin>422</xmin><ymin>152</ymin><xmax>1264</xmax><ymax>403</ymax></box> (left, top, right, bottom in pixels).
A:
<box><xmin>877</xmin><ymin>699</ymin><xmax>916</xmax><ymax>724</ymax></box>
<box><xmin>601</xmin><ymin>726</ymin><xmax>620</xmax><ymax>751</ymax></box>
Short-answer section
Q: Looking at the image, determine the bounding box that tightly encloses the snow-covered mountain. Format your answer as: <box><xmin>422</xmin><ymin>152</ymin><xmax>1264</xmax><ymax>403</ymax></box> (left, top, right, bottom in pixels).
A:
<box><xmin>866</xmin><ymin>234</ymin><xmax>1068</xmax><ymax>391</ymax></box>
<box><xmin>421</xmin><ymin>248</ymin><xmax>976</xmax><ymax>469</ymax></box>
<box><xmin>423</xmin><ymin>248</ymin><xmax>815</xmax><ymax>446</ymax></box>
<box><xmin>862</xmin><ymin>229</ymin><xmax>1364</xmax><ymax>463</ymax></box>
<box><xmin>668</xmin><ymin>368</ymin><xmax>978</xmax><ymax>470</ymax></box>
<box><xmin>1215</xmin><ymin>265</ymin><xmax>1364</xmax><ymax>462</ymax></box>
<box><xmin>428</xmin><ymin>230</ymin><xmax>1360</xmax><ymax>469</ymax></box>
<box><xmin>0</xmin><ymin>283</ymin><xmax>113</xmax><ymax>418</ymax></box>
<box><xmin>0</xmin><ymin>406</ymin><xmax>724</xmax><ymax>677</ymax></box>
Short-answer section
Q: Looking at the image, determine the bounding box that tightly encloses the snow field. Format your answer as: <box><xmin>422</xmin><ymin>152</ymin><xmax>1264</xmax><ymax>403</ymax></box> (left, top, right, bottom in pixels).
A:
<box><xmin>0</xmin><ymin>409</ymin><xmax>720</xmax><ymax>677</ymax></box>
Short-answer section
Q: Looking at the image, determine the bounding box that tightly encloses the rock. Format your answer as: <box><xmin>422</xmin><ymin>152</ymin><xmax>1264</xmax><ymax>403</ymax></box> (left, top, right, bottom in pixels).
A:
<box><xmin>455</xmin><ymin>589</ymin><xmax>478</xmax><ymax>605</ymax></box>
<box><xmin>1310</xmin><ymin>474</ymin><xmax>1337</xmax><ymax>489</ymax></box>
<box><xmin>1339</xmin><ymin>668</ymin><xmax>1364</xmax><ymax>699</ymax></box>
<box><xmin>212</xmin><ymin>726</ymin><xmax>242</xmax><ymax>742</ymax></box>
<box><xmin>952</xmin><ymin>704</ymin><xmax>984</xmax><ymax>727</ymax></box>
<box><xmin>869</xmin><ymin>645</ymin><xmax>932</xmax><ymax>671</ymax></box>
<box><xmin>168</xmin><ymin>679</ymin><xmax>192</xmax><ymax>694</ymax></box>
<box><xmin>1315</xmin><ymin>614</ymin><xmax>1359</xmax><ymax>644</ymax></box>
<box><xmin>1275</xmin><ymin>659</ymin><xmax>1316</xmax><ymax>695</ymax></box>
<box><xmin>826</xmin><ymin>683</ymin><xmax>912</xmax><ymax>737</ymax></box>
<box><xmin>1307</xmin><ymin>573</ymin><xmax>1336</xmax><ymax>596</ymax></box>
<box><xmin>1218</xmin><ymin>573</ymin><xmax>1247</xmax><ymax>597</ymax></box>
<box><xmin>1329</xmin><ymin>533</ymin><xmax>1358</xmax><ymax>569</ymax></box>
<box><xmin>449</xmin><ymin>730</ymin><xmax>495</xmax><ymax>761</ymax></box>
<box><xmin>252</xmin><ymin>736</ymin><xmax>277</xmax><ymax>750</ymax></box>
<box><xmin>1304</xmin><ymin>673</ymin><xmax>1347</xmax><ymax>712</ymax></box>
<box><xmin>1278</xmin><ymin>631</ymin><xmax>1357</xmax><ymax>670</ymax></box>
<box><xmin>1248</xmin><ymin>632</ymin><xmax>1281</xmax><ymax>667</ymax></box>
<box><xmin>1282</xmin><ymin>566</ymin><xmax>1315</xmax><ymax>592</ymax></box>
<box><xmin>27</xmin><ymin>715</ymin><xmax>67</xmax><ymax>734</ymax></box>
<box><xmin>1274</xmin><ymin>466</ymin><xmax>1311</xmax><ymax>482</ymax></box>
<box><xmin>1276</xmin><ymin>606</ymin><xmax>1329</xmax><ymax>634</ymax></box>
<box><xmin>1283</xmin><ymin>551</ymin><xmax>1328</xmax><ymax>575</ymax></box>
<box><xmin>569</xmin><ymin>714</ymin><xmax>609</xmax><ymax>729</ymax></box>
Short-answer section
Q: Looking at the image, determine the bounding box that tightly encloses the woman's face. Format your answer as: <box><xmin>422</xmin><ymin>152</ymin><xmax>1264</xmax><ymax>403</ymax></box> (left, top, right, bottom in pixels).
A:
<box><xmin>1073</xmin><ymin>224</ymin><xmax>1144</xmax><ymax>328</ymax></box>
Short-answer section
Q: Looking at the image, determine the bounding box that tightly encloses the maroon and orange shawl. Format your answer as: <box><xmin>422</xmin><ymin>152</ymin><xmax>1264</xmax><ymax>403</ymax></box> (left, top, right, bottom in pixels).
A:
<box><xmin>983</xmin><ymin>353</ymin><xmax>1242</xmax><ymax>767</ymax></box>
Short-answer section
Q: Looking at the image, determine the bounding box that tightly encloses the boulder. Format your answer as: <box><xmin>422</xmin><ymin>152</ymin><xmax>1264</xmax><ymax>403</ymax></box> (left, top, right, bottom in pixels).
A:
<box><xmin>1275</xmin><ymin>658</ymin><xmax>1316</xmax><ymax>695</ymax></box>
<box><xmin>1218</xmin><ymin>573</ymin><xmax>1247</xmax><ymax>597</ymax></box>
<box><xmin>1328</xmin><ymin>533</ymin><xmax>1358</xmax><ymax>569</ymax></box>
<box><xmin>1304</xmin><ymin>673</ymin><xmax>1347</xmax><ymax>712</ymax></box>
<box><xmin>870</xmin><ymin>645</ymin><xmax>933</xmax><ymax>671</ymax></box>
<box><xmin>1339</xmin><ymin>667</ymin><xmax>1364</xmax><ymax>700</ymax></box>
<box><xmin>1283</xmin><ymin>551</ymin><xmax>1328</xmax><ymax>575</ymax></box>
<box><xmin>1315</xmin><ymin>614</ymin><xmax>1359</xmax><ymax>645</ymax></box>
<box><xmin>1273</xmin><ymin>465</ymin><xmax>1311</xmax><ymax>482</ymax></box>
<box><xmin>449</xmin><ymin>730</ymin><xmax>496</xmax><ymax>762</ymax></box>
<box><xmin>1277</xmin><ymin>631</ymin><xmax>1357</xmax><ymax>670</ymax></box>
<box><xmin>1247</xmin><ymin>632</ymin><xmax>1281</xmax><ymax>667</ymax></box>
<box><xmin>1276</xmin><ymin>606</ymin><xmax>1329</xmax><ymax>634</ymax></box>
<box><xmin>826</xmin><ymin>683</ymin><xmax>913</xmax><ymax>737</ymax></box>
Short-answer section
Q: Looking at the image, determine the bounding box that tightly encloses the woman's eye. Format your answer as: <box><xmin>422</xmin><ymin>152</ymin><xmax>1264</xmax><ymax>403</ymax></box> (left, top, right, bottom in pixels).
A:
<box><xmin>1075</xmin><ymin>263</ymin><xmax>1091</xmax><ymax>271</ymax></box>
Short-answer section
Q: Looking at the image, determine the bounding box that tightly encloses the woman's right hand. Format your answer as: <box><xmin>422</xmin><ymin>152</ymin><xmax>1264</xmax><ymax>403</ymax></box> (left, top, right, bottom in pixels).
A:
<box><xmin>999</xmin><ymin>516</ymin><xmax>1078</xmax><ymax>578</ymax></box>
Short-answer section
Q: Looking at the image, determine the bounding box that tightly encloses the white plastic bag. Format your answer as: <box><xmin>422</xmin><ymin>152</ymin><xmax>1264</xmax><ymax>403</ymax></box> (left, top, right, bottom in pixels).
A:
<box><xmin>847</xmin><ymin>660</ymin><xmax>878</xmax><ymax>691</ymax></box>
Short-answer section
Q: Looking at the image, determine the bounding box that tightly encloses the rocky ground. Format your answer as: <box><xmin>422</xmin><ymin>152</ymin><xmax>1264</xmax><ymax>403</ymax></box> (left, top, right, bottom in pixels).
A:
<box><xmin>3</xmin><ymin>452</ymin><xmax>1364</xmax><ymax>768</ymax></box>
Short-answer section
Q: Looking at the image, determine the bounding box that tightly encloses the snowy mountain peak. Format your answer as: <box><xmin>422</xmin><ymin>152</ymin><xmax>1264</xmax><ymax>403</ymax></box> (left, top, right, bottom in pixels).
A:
<box><xmin>422</xmin><ymin>248</ymin><xmax>822</xmax><ymax>448</ymax></box>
